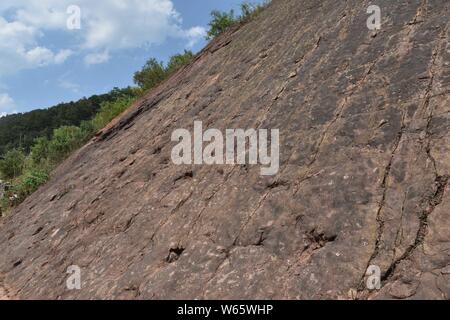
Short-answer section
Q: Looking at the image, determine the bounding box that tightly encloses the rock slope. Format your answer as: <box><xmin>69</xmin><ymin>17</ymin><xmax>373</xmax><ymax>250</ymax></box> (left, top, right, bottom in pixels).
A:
<box><xmin>0</xmin><ymin>0</ymin><xmax>449</xmax><ymax>299</ymax></box>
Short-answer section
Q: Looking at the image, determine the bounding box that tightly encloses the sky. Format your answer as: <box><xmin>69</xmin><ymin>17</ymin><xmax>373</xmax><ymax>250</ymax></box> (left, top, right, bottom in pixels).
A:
<box><xmin>0</xmin><ymin>0</ymin><xmax>264</xmax><ymax>116</ymax></box>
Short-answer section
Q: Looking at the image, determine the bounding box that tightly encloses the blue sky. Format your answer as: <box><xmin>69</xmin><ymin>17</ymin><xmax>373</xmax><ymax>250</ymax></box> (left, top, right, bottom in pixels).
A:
<box><xmin>0</xmin><ymin>0</ymin><xmax>263</xmax><ymax>116</ymax></box>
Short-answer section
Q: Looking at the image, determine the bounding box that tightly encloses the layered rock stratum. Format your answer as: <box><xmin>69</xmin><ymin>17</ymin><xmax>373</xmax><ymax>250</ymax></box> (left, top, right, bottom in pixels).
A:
<box><xmin>1</xmin><ymin>0</ymin><xmax>449</xmax><ymax>299</ymax></box>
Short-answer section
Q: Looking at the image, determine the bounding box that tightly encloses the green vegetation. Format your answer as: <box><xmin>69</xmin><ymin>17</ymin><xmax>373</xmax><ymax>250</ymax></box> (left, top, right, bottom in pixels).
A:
<box><xmin>166</xmin><ymin>50</ymin><xmax>195</xmax><ymax>74</ymax></box>
<box><xmin>206</xmin><ymin>1</ymin><xmax>269</xmax><ymax>39</ymax></box>
<box><xmin>206</xmin><ymin>10</ymin><xmax>237</xmax><ymax>40</ymax></box>
<box><xmin>0</xmin><ymin>87</ymin><xmax>135</xmax><ymax>155</ymax></box>
<box><xmin>133</xmin><ymin>58</ymin><xmax>167</xmax><ymax>91</ymax></box>
<box><xmin>13</xmin><ymin>169</ymin><xmax>49</xmax><ymax>204</ymax></box>
<box><xmin>46</xmin><ymin>126</ymin><xmax>87</xmax><ymax>163</ymax></box>
<box><xmin>90</xmin><ymin>94</ymin><xmax>139</xmax><ymax>132</ymax></box>
<box><xmin>239</xmin><ymin>2</ymin><xmax>268</xmax><ymax>22</ymax></box>
<box><xmin>133</xmin><ymin>50</ymin><xmax>194</xmax><ymax>91</ymax></box>
<box><xmin>0</xmin><ymin>149</ymin><xmax>25</xmax><ymax>179</ymax></box>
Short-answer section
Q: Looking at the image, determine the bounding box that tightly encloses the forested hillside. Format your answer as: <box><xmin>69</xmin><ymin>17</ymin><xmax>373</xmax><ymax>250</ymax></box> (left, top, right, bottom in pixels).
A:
<box><xmin>0</xmin><ymin>87</ymin><xmax>135</xmax><ymax>155</ymax></box>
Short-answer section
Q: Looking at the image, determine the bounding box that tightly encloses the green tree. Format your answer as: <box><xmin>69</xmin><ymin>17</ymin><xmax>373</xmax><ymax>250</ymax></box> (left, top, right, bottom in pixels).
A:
<box><xmin>30</xmin><ymin>137</ymin><xmax>50</xmax><ymax>166</ymax></box>
<box><xmin>240</xmin><ymin>2</ymin><xmax>265</xmax><ymax>21</ymax></box>
<box><xmin>0</xmin><ymin>87</ymin><xmax>136</xmax><ymax>156</ymax></box>
<box><xmin>91</xmin><ymin>96</ymin><xmax>137</xmax><ymax>131</ymax></box>
<box><xmin>166</xmin><ymin>50</ymin><xmax>194</xmax><ymax>74</ymax></box>
<box><xmin>205</xmin><ymin>2</ymin><xmax>269</xmax><ymax>40</ymax></box>
<box><xmin>0</xmin><ymin>148</ymin><xmax>25</xmax><ymax>179</ymax></box>
<box><xmin>206</xmin><ymin>10</ymin><xmax>237</xmax><ymax>40</ymax></box>
<box><xmin>47</xmin><ymin>126</ymin><xmax>84</xmax><ymax>163</ymax></box>
<box><xmin>16</xmin><ymin>169</ymin><xmax>50</xmax><ymax>200</ymax></box>
<box><xmin>133</xmin><ymin>58</ymin><xmax>167</xmax><ymax>91</ymax></box>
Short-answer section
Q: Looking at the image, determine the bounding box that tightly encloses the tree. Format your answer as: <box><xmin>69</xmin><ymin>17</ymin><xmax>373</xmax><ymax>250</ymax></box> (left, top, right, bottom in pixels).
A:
<box><xmin>133</xmin><ymin>58</ymin><xmax>167</xmax><ymax>91</ymax></box>
<box><xmin>206</xmin><ymin>10</ymin><xmax>237</xmax><ymax>40</ymax></box>
<box><xmin>0</xmin><ymin>87</ymin><xmax>136</xmax><ymax>156</ymax></box>
<box><xmin>166</xmin><ymin>50</ymin><xmax>194</xmax><ymax>74</ymax></box>
<box><xmin>205</xmin><ymin>2</ymin><xmax>269</xmax><ymax>40</ymax></box>
<box><xmin>16</xmin><ymin>169</ymin><xmax>49</xmax><ymax>199</ymax></box>
<box><xmin>47</xmin><ymin>126</ymin><xmax>84</xmax><ymax>163</ymax></box>
<box><xmin>240</xmin><ymin>2</ymin><xmax>265</xmax><ymax>21</ymax></box>
<box><xmin>0</xmin><ymin>148</ymin><xmax>25</xmax><ymax>179</ymax></box>
<box><xmin>91</xmin><ymin>96</ymin><xmax>136</xmax><ymax>131</ymax></box>
<box><xmin>30</xmin><ymin>137</ymin><xmax>50</xmax><ymax>166</ymax></box>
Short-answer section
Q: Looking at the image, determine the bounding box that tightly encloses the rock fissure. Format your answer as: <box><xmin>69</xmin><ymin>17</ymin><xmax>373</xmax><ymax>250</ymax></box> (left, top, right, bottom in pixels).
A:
<box><xmin>382</xmin><ymin>175</ymin><xmax>449</xmax><ymax>282</ymax></box>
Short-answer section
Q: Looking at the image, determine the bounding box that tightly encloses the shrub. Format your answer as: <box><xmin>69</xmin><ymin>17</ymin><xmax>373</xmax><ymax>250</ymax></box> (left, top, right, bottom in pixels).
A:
<box><xmin>47</xmin><ymin>126</ymin><xmax>85</xmax><ymax>163</ymax></box>
<box><xmin>206</xmin><ymin>10</ymin><xmax>237</xmax><ymax>40</ymax></box>
<box><xmin>91</xmin><ymin>95</ymin><xmax>137</xmax><ymax>131</ymax></box>
<box><xmin>0</xmin><ymin>148</ymin><xmax>25</xmax><ymax>179</ymax></box>
<box><xmin>240</xmin><ymin>2</ymin><xmax>267</xmax><ymax>21</ymax></box>
<box><xmin>206</xmin><ymin>2</ymin><xmax>269</xmax><ymax>40</ymax></box>
<box><xmin>30</xmin><ymin>137</ymin><xmax>50</xmax><ymax>166</ymax></box>
<box><xmin>166</xmin><ymin>50</ymin><xmax>194</xmax><ymax>75</ymax></box>
<box><xmin>16</xmin><ymin>169</ymin><xmax>49</xmax><ymax>200</ymax></box>
<box><xmin>133</xmin><ymin>51</ymin><xmax>195</xmax><ymax>91</ymax></box>
<box><xmin>133</xmin><ymin>58</ymin><xmax>167</xmax><ymax>91</ymax></box>
<box><xmin>0</xmin><ymin>168</ymin><xmax>49</xmax><ymax>210</ymax></box>
<box><xmin>78</xmin><ymin>120</ymin><xmax>96</xmax><ymax>141</ymax></box>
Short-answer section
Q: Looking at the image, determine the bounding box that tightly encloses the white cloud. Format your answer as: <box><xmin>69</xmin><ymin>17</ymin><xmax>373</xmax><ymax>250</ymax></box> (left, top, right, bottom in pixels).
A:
<box><xmin>0</xmin><ymin>0</ymin><xmax>206</xmax><ymax>71</ymax></box>
<box><xmin>81</xmin><ymin>0</ymin><xmax>188</xmax><ymax>50</ymax></box>
<box><xmin>24</xmin><ymin>47</ymin><xmax>72</xmax><ymax>66</ymax></box>
<box><xmin>0</xmin><ymin>93</ymin><xmax>17</xmax><ymax>117</ymax></box>
<box><xmin>58</xmin><ymin>80</ymin><xmax>80</xmax><ymax>93</ymax></box>
<box><xmin>0</xmin><ymin>93</ymin><xmax>15</xmax><ymax>109</ymax></box>
<box><xmin>57</xmin><ymin>71</ymin><xmax>80</xmax><ymax>93</ymax></box>
<box><xmin>54</xmin><ymin>49</ymin><xmax>73</xmax><ymax>64</ymax></box>
<box><xmin>0</xmin><ymin>17</ymin><xmax>72</xmax><ymax>74</ymax></box>
<box><xmin>184</xmin><ymin>26</ymin><xmax>207</xmax><ymax>48</ymax></box>
<box><xmin>84</xmin><ymin>51</ymin><xmax>110</xmax><ymax>65</ymax></box>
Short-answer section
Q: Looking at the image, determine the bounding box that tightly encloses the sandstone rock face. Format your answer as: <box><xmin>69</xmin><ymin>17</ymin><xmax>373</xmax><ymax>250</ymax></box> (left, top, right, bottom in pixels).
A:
<box><xmin>0</xmin><ymin>0</ymin><xmax>449</xmax><ymax>299</ymax></box>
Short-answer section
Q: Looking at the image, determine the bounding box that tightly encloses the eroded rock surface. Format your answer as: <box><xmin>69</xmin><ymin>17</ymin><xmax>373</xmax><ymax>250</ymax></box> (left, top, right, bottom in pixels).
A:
<box><xmin>0</xmin><ymin>0</ymin><xmax>449</xmax><ymax>299</ymax></box>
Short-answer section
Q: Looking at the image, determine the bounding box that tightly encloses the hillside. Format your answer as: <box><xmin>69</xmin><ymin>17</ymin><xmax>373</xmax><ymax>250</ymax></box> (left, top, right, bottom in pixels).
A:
<box><xmin>0</xmin><ymin>88</ymin><xmax>134</xmax><ymax>155</ymax></box>
<box><xmin>0</xmin><ymin>0</ymin><xmax>449</xmax><ymax>299</ymax></box>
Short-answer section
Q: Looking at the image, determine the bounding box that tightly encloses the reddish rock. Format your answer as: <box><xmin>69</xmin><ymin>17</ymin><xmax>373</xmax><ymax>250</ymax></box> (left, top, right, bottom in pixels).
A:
<box><xmin>0</xmin><ymin>0</ymin><xmax>449</xmax><ymax>299</ymax></box>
